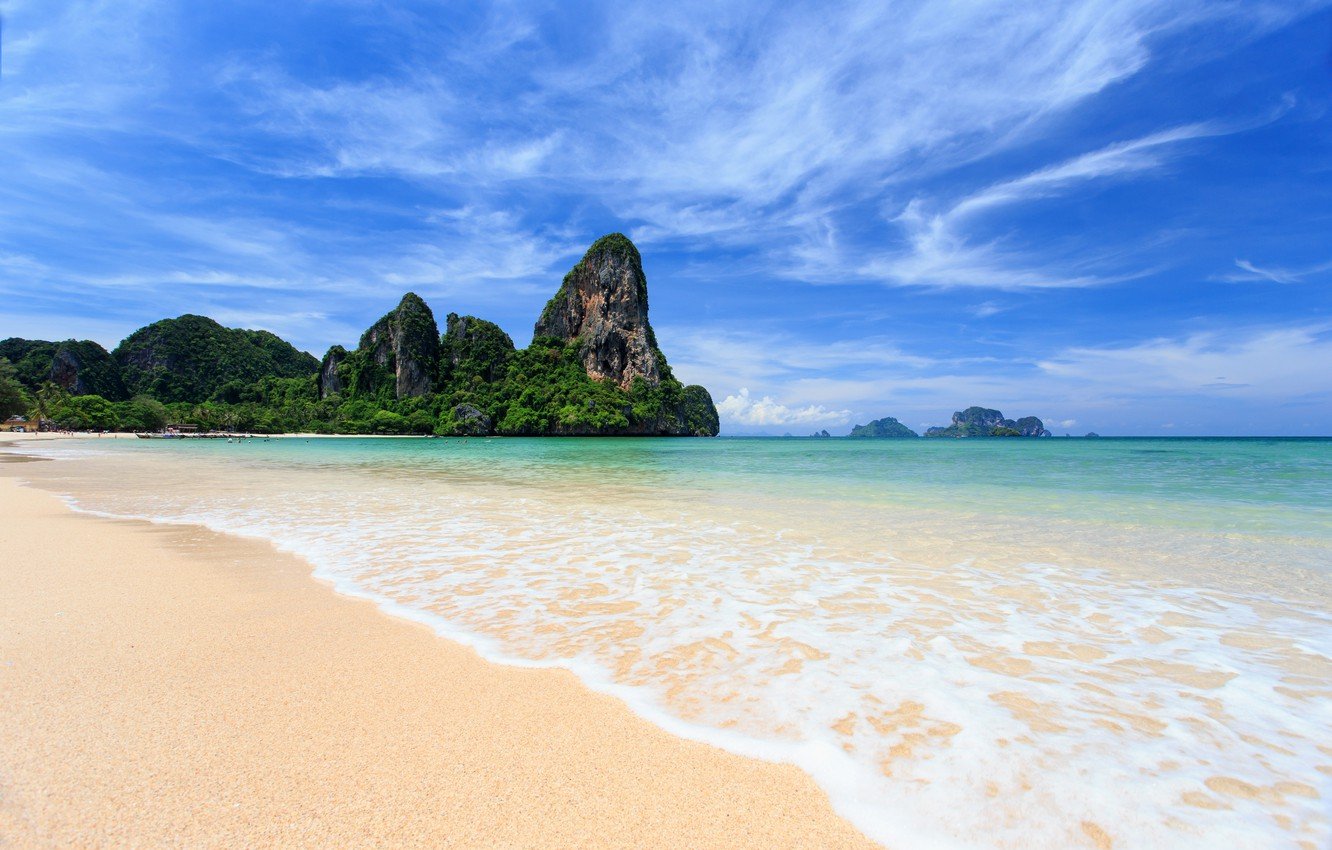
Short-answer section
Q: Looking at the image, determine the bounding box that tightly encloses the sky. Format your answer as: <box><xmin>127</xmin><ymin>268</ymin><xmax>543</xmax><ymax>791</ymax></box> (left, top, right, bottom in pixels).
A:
<box><xmin>1</xmin><ymin>1</ymin><xmax>1330</xmax><ymax>435</ymax></box>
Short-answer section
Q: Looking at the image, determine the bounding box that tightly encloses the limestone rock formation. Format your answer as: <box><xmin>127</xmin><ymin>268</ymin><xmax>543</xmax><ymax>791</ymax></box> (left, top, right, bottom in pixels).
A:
<box><xmin>519</xmin><ymin>233</ymin><xmax>719</xmax><ymax>436</ymax></box>
<box><xmin>318</xmin><ymin>345</ymin><xmax>347</xmax><ymax>399</ymax></box>
<box><xmin>848</xmin><ymin>416</ymin><xmax>918</xmax><ymax>438</ymax></box>
<box><xmin>48</xmin><ymin>340</ymin><xmax>129</xmax><ymax>400</ymax></box>
<box><xmin>450</xmin><ymin>403</ymin><xmax>493</xmax><ymax>436</ymax></box>
<box><xmin>358</xmin><ymin>293</ymin><xmax>440</xmax><ymax>399</ymax></box>
<box><xmin>925</xmin><ymin>407</ymin><xmax>1051</xmax><ymax>438</ymax></box>
<box><xmin>0</xmin><ymin>338</ymin><xmax>129</xmax><ymax>400</ymax></box>
<box><xmin>112</xmin><ymin>315</ymin><xmax>318</xmax><ymax>404</ymax></box>
<box><xmin>534</xmin><ymin>233</ymin><xmax>663</xmax><ymax>390</ymax></box>
<box><xmin>440</xmin><ymin>313</ymin><xmax>514</xmax><ymax>385</ymax></box>
<box><xmin>1012</xmin><ymin>416</ymin><xmax>1051</xmax><ymax>438</ymax></box>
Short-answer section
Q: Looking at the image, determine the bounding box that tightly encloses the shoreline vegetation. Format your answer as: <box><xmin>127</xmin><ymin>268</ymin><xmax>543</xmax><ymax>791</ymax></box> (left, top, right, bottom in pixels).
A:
<box><xmin>0</xmin><ymin>448</ymin><xmax>876</xmax><ymax>848</ymax></box>
<box><xmin>0</xmin><ymin>235</ymin><xmax>720</xmax><ymax>439</ymax></box>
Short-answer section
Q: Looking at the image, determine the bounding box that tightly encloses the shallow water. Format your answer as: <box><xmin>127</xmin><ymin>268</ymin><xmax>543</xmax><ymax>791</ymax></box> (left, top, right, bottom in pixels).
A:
<box><xmin>14</xmin><ymin>436</ymin><xmax>1332</xmax><ymax>849</ymax></box>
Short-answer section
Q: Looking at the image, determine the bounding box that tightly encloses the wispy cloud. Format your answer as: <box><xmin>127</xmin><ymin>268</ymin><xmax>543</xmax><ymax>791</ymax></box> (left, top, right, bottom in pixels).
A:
<box><xmin>1217</xmin><ymin>258</ymin><xmax>1332</xmax><ymax>284</ymax></box>
<box><xmin>851</xmin><ymin>124</ymin><xmax>1223</xmax><ymax>290</ymax></box>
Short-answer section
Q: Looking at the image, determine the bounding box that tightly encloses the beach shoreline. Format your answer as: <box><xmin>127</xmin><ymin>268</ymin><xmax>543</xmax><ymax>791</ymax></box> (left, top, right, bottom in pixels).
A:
<box><xmin>0</xmin><ymin>448</ymin><xmax>876</xmax><ymax>848</ymax></box>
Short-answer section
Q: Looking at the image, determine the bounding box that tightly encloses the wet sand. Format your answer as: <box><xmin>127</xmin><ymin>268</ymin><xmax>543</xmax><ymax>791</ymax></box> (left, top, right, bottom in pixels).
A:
<box><xmin>0</xmin><ymin>465</ymin><xmax>876</xmax><ymax>848</ymax></box>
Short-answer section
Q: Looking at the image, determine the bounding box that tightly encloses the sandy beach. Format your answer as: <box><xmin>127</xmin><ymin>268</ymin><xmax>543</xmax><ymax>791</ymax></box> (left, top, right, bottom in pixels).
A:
<box><xmin>0</xmin><ymin>445</ymin><xmax>876</xmax><ymax>848</ymax></box>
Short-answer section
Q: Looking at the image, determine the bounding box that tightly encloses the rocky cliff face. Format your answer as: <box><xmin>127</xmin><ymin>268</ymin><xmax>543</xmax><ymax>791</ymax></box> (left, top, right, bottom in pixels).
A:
<box><xmin>1012</xmin><ymin>416</ymin><xmax>1052</xmax><ymax>438</ymax></box>
<box><xmin>318</xmin><ymin>345</ymin><xmax>347</xmax><ymax>399</ymax></box>
<box><xmin>49</xmin><ymin>340</ymin><xmax>128</xmax><ymax>400</ymax></box>
<box><xmin>533</xmin><ymin>233</ymin><xmax>663</xmax><ymax>390</ymax></box>
<box><xmin>0</xmin><ymin>338</ymin><xmax>129</xmax><ymax>400</ymax></box>
<box><xmin>358</xmin><ymin>293</ymin><xmax>440</xmax><ymax>399</ymax></box>
<box><xmin>440</xmin><ymin>313</ymin><xmax>514</xmax><ymax>385</ymax></box>
<box><xmin>521</xmin><ymin>233</ymin><xmax>719</xmax><ymax>436</ymax></box>
<box><xmin>925</xmin><ymin>406</ymin><xmax>1050</xmax><ymax>438</ymax></box>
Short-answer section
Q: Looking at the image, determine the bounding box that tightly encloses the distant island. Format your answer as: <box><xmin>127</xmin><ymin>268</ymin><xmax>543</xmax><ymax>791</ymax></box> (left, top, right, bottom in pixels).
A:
<box><xmin>848</xmin><ymin>407</ymin><xmax>1052</xmax><ymax>438</ymax></box>
<box><xmin>925</xmin><ymin>407</ymin><xmax>1052</xmax><ymax>438</ymax></box>
<box><xmin>0</xmin><ymin>234</ymin><xmax>720</xmax><ymax>437</ymax></box>
<box><xmin>848</xmin><ymin>417</ymin><xmax>918</xmax><ymax>438</ymax></box>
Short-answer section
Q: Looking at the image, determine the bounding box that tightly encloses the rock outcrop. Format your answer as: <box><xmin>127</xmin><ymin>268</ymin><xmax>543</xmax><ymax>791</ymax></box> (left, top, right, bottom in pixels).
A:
<box><xmin>0</xmin><ymin>337</ymin><xmax>128</xmax><ymax>400</ymax></box>
<box><xmin>848</xmin><ymin>416</ymin><xmax>918</xmax><ymax>438</ymax></box>
<box><xmin>925</xmin><ymin>407</ymin><xmax>1051</xmax><ymax>438</ymax></box>
<box><xmin>449</xmin><ymin>403</ymin><xmax>493</xmax><ymax>436</ymax></box>
<box><xmin>318</xmin><ymin>345</ymin><xmax>347</xmax><ymax>399</ymax></box>
<box><xmin>440</xmin><ymin>313</ymin><xmax>514</xmax><ymax>385</ymax></box>
<box><xmin>358</xmin><ymin>293</ymin><xmax>440</xmax><ymax>399</ymax></box>
<box><xmin>1012</xmin><ymin>416</ymin><xmax>1051</xmax><ymax>437</ymax></box>
<box><xmin>516</xmin><ymin>233</ymin><xmax>719</xmax><ymax>436</ymax></box>
<box><xmin>113</xmin><ymin>315</ymin><xmax>318</xmax><ymax>403</ymax></box>
<box><xmin>534</xmin><ymin>233</ymin><xmax>663</xmax><ymax>390</ymax></box>
<box><xmin>48</xmin><ymin>340</ymin><xmax>129</xmax><ymax>400</ymax></box>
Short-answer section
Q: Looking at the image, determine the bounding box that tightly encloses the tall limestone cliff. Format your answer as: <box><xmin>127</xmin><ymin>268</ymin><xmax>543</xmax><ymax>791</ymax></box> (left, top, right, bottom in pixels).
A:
<box><xmin>318</xmin><ymin>345</ymin><xmax>347</xmax><ymax>399</ymax></box>
<box><xmin>534</xmin><ymin>233</ymin><xmax>663</xmax><ymax>390</ymax></box>
<box><xmin>521</xmin><ymin>233</ymin><xmax>718</xmax><ymax>436</ymax></box>
<box><xmin>358</xmin><ymin>293</ymin><xmax>440</xmax><ymax>399</ymax></box>
<box><xmin>440</xmin><ymin>313</ymin><xmax>514</xmax><ymax>385</ymax></box>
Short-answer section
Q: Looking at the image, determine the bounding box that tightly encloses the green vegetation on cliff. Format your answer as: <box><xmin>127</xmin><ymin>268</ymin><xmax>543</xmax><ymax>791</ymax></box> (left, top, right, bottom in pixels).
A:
<box><xmin>114</xmin><ymin>315</ymin><xmax>318</xmax><ymax>403</ymax></box>
<box><xmin>0</xmin><ymin>339</ymin><xmax>58</xmax><ymax>390</ymax></box>
<box><xmin>0</xmin><ymin>338</ymin><xmax>128</xmax><ymax>400</ymax></box>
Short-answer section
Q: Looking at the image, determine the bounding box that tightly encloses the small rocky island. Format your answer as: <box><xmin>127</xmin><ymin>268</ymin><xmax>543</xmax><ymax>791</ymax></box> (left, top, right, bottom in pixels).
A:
<box><xmin>848</xmin><ymin>417</ymin><xmax>918</xmax><ymax>438</ymax></box>
<box><xmin>925</xmin><ymin>407</ymin><xmax>1051</xmax><ymax>438</ymax></box>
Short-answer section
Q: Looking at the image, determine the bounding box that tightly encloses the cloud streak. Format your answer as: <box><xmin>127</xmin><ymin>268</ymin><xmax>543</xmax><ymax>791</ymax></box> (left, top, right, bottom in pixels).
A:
<box><xmin>1218</xmin><ymin>258</ymin><xmax>1332</xmax><ymax>285</ymax></box>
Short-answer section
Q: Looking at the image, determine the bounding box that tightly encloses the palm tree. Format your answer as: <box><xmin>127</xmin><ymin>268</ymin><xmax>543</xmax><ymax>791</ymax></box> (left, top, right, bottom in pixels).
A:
<box><xmin>31</xmin><ymin>382</ymin><xmax>66</xmax><ymax>432</ymax></box>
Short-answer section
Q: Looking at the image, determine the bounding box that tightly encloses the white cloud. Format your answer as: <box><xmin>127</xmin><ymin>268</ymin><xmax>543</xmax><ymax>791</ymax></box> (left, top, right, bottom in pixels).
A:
<box><xmin>854</xmin><ymin>124</ymin><xmax>1222</xmax><ymax>290</ymax></box>
<box><xmin>1217</xmin><ymin>258</ymin><xmax>1332</xmax><ymax>284</ymax></box>
<box><xmin>1037</xmin><ymin>325</ymin><xmax>1332</xmax><ymax>399</ymax></box>
<box><xmin>716</xmin><ymin>387</ymin><xmax>851</xmax><ymax>429</ymax></box>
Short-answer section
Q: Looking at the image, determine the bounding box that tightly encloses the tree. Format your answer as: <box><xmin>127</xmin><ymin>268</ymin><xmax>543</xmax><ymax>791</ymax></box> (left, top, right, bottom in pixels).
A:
<box><xmin>54</xmin><ymin>395</ymin><xmax>119</xmax><ymax>431</ymax></box>
<box><xmin>0</xmin><ymin>358</ymin><xmax>27</xmax><ymax>420</ymax></box>
<box><xmin>31</xmin><ymin>382</ymin><xmax>68</xmax><ymax>430</ymax></box>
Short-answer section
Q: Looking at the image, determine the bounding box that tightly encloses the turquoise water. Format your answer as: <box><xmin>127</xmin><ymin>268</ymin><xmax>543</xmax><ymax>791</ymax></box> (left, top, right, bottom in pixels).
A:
<box><xmin>17</xmin><ymin>436</ymin><xmax>1332</xmax><ymax>849</ymax></box>
<box><xmin>109</xmin><ymin>435</ymin><xmax>1332</xmax><ymax>530</ymax></box>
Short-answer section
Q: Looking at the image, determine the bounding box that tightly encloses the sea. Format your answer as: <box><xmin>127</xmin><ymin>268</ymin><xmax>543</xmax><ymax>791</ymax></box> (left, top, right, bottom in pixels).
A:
<box><xmin>13</xmin><ymin>436</ymin><xmax>1332</xmax><ymax>849</ymax></box>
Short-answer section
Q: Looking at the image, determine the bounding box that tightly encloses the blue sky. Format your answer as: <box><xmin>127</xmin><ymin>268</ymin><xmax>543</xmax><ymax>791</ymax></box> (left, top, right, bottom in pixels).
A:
<box><xmin>1</xmin><ymin>1</ymin><xmax>1330</xmax><ymax>435</ymax></box>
